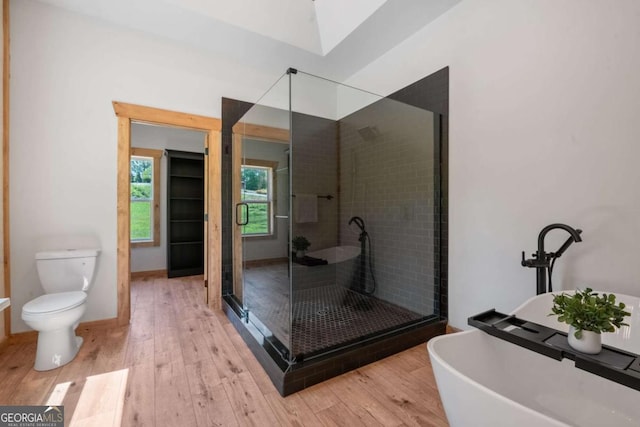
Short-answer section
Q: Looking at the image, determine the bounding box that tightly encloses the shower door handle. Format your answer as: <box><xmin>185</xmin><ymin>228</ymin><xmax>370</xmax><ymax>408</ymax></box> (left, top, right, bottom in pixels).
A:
<box><xmin>236</xmin><ymin>203</ymin><xmax>249</xmax><ymax>226</ymax></box>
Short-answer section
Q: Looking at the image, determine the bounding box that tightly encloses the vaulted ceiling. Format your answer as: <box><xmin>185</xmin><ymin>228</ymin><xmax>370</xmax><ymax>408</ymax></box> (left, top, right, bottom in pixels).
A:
<box><xmin>160</xmin><ymin>0</ymin><xmax>390</xmax><ymax>55</ymax></box>
<box><xmin>36</xmin><ymin>0</ymin><xmax>461</xmax><ymax>80</ymax></box>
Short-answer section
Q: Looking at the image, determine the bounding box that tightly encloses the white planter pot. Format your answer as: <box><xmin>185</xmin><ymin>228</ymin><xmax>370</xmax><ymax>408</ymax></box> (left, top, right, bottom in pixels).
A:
<box><xmin>567</xmin><ymin>326</ymin><xmax>602</xmax><ymax>354</ymax></box>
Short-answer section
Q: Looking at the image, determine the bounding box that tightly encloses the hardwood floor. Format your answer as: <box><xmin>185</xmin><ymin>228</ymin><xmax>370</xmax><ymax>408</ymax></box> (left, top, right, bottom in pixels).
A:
<box><xmin>0</xmin><ymin>276</ymin><xmax>449</xmax><ymax>426</ymax></box>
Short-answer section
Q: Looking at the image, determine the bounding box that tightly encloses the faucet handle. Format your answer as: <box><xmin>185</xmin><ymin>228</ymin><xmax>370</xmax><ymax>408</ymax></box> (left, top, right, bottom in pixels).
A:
<box><xmin>520</xmin><ymin>251</ymin><xmax>540</xmax><ymax>268</ymax></box>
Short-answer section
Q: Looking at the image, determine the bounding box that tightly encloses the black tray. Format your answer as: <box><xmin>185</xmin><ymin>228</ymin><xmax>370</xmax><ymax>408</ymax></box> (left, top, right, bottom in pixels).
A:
<box><xmin>469</xmin><ymin>309</ymin><xmax>640</xmax><ymax>392</ymax></box>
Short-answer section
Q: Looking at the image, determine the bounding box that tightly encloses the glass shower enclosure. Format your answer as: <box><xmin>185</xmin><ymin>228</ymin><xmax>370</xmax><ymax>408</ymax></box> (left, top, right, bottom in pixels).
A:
<box><xmin>227</xmin><ymin>69</ymin><xmax>443</xmax><ymax>389</ymax></box>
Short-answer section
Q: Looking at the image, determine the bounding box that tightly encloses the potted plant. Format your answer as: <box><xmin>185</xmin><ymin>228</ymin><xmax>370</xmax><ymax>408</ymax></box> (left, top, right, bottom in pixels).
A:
<box><xmin>550</xmin><ymin>287</ymin><xmax>630</xmax><ymax>354</ymax></box>
<box><xmin>292</xmin><ymin>236</ymin><xmax>310</xmax><ymax>258</ymax></box>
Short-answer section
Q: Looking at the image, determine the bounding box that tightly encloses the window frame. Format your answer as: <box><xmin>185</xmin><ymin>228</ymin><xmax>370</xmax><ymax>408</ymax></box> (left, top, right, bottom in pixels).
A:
<box><xmin>241</xmin><ymin>159</ymin><xmax>278</xmax><ymax>238</ymax></box>
<box><xmin>130</xmin><ymin>147</ymin><xmax>163</xmax><ymax>247</ymax></box>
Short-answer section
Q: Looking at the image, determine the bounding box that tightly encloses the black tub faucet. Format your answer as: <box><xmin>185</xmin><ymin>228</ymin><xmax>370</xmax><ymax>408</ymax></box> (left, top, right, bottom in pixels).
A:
<box><xmin>349</xmin><ymin>216</ymin><xmax>365</xmax><ymax>232</ymax></box>
<box><xmin>521</xmin><ymin>223</ymin><xmax>582</xmax><ymax>295</ymax></box>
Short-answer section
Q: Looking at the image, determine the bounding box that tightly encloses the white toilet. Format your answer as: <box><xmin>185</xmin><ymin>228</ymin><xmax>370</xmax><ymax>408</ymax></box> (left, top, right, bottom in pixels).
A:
<box><xmin>21</xmin><ymin>248</ymin><xmax>100</xmax><ymax>371</ymax></box>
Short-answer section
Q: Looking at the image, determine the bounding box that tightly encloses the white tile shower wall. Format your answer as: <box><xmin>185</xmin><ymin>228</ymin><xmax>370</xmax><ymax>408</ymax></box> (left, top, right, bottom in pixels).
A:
<box><xmin>339</xmin><ymin>99</ymin><xmax>435</xmax><ymax>315</ymax></box>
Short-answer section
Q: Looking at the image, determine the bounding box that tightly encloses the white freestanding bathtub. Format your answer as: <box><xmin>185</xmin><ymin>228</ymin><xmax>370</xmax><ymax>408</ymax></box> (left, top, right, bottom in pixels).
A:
<box><xmin>428</xmin><ymin>291</ymin><xmax>640</xmax><ymax>427</ymax></box>
<box><xmin>294</xmin><ymin>245</ymin><xmax>361</xmax><ymax>290</ymax></box>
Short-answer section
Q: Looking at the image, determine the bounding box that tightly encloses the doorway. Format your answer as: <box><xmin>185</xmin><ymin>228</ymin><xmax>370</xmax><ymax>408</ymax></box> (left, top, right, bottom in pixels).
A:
<box><xmin>113</xmin><ymin>102</ymin><xmax>221</xmax><ymax>326</ymax></box>
<box><xmin>129</xmin><ymin>124</ymin><xmax>207</xmax><ymax>279</ymax></box>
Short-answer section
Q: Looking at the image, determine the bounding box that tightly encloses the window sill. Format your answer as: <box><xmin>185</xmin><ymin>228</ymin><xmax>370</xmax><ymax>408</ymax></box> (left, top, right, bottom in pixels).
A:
<box><xmin>131</xmin><ymin>240</ymin><xmax>160</xmax><ymax>248</ymax></box>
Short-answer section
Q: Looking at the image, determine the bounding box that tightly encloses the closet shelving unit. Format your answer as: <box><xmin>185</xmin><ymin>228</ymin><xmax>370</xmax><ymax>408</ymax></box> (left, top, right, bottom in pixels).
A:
<box><xmin>166</xmin><ymin>150</ymin><xmax>205</xmax><ymax>278</ymax></box>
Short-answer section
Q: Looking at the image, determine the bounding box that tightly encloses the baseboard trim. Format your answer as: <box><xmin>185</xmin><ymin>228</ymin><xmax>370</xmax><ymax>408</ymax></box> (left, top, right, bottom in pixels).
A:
<box><xmin>77</xmin><ymin>317</ymin><xmax>120</xmax><ymax>331</ymax></box>
<box><xmin>8</xmin><ymin>330</ymin><xmax>37</xmax><ymax>344</ymax></box>
<box><xmin>9</xmin><ymin>317</ymin><xmax>120</xmax><ymax>344</ymax></box>
<box><xmin>131</xmin><ymin>269</ymin><xmax>167</xmax><ymax>279</ymax></box>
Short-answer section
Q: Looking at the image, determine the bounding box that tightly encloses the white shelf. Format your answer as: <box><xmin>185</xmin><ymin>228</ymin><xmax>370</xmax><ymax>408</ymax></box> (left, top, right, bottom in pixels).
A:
<box><xmin>0</xmin><ymin>298</ymin><xmax>9</xmax><ymax>312</ymax></box>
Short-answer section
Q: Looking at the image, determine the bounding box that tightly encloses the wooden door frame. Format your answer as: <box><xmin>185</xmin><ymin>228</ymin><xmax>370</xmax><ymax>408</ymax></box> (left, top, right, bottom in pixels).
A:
<box><xmin>113</xmin><ymin>101</ymin><xmax>221</xmax><ymax>326</ymax></box>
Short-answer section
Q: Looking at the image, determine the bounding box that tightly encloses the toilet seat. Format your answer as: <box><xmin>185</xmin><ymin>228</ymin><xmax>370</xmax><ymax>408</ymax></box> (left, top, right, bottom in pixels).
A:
<box><xmin>22</xmin><ymin>291</ymin><xmax>87</xmax><ymax>315</ymax></box>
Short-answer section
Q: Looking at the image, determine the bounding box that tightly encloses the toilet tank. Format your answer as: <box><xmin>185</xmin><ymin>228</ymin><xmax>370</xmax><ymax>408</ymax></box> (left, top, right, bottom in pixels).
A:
<box><xmin>35</xmin><ymin>248</ymin><xmax>100</xmax><ymax>294</ymax></box>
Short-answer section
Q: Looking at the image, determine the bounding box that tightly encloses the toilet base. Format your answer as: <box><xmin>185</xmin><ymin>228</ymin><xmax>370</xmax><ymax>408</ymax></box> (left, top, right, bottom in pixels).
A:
<box><xmin>34</xmin><ymin>328</ymin><xmax>84</xmax><ymax>371</ymax></box>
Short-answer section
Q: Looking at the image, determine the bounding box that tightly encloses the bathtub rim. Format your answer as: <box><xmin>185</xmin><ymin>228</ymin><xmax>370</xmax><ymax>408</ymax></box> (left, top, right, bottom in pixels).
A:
<box><xmin>305</xmin><ymin>245</ymin><xmax>361</xmax><ymax>265</ymax></box>
<box><xmin>427</xmin><ymin>331</ymin><xmax>571</xmax><ymax>426</ymax></box>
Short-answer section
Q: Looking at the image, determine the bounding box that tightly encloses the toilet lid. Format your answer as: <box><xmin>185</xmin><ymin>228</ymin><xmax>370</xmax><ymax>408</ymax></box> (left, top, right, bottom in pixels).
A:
<box><xmin>22</xmin><ymin>291</ymin><xmax>87</xmax><ymax>315</ymax></box>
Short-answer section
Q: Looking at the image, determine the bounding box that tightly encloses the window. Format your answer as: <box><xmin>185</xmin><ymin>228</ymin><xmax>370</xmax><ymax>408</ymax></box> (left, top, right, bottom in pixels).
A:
<box><xmin>130</xmin><ymin>148</ymin><xmax>162</xmax><ymax>247</ymax></box>
<box><xmin>241</xmin><ymin>160</ymin><xmax>277</xmax><ymax>236</ymax></box>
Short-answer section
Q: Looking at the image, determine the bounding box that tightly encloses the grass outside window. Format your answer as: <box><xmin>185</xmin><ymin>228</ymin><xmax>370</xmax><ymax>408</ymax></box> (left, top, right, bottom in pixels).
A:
<box><xmin>242</xmin><ymin>203</ymin><xmax>269</xmax><ymax>235</ymax></box>
<box><xmin>131</xmin><ymin>201</ymin><xmax>152</xmax><ymax>240</ymax></box>
<box><xmin>241</xmin><ymin>160</ymin><xmax>277</xmax><ymax>237</ymax></box>
<box><xmin>130</xmin><ymin>148</ymin><xmax>162</xmax><ymax>247</ymax></box>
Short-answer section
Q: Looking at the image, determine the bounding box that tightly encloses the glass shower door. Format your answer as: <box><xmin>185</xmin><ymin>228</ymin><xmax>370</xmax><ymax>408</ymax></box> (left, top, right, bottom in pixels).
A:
<box><xmin>233</xmin><ymin>73</ymin><xmax>293</xmax><ymax>361</ymax></box>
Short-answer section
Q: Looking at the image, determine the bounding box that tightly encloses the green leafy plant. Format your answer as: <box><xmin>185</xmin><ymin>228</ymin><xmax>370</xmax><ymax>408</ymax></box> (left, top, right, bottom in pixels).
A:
<box><xmin>292</xmin><ymin>236</ymin><xmax>310</xmax><ymax>251</ymax></box>
<box><xmin>550</xmin><ymin>288</ymin><xmax>630</xmax><ymax>338</ymax></box>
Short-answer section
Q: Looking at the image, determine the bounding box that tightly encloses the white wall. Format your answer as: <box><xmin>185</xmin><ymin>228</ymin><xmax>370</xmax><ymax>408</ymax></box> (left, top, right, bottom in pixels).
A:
<box><xmin>9</xmin><ymin>0</ymin><xmax>281</xmax><ymax>332</ymax></box>
<box><xmin>347</xmin><ymin>0</ymin><xmax>640</xmax><ymax>329</ymax></box>
<box><xmin>130</xmin><ymin>123</ymin><xmax>205</xmax><ymax>273</ymax></box>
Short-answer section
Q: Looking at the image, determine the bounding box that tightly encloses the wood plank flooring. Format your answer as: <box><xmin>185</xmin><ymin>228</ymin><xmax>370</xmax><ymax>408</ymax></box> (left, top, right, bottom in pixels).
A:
<box><xmin>0</xmin><ymin>275</ymin><xmax>449</xmax><ymax>426</ymax></box>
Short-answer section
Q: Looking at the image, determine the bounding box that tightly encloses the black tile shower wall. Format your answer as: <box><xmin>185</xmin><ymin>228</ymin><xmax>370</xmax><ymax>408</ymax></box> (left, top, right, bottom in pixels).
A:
<box><xmin>221</xmin><ymin>97</ymin><xmax>254</xmax><ymax>295</ymax></box>
<box><xmin>388</xmin><ymin>66</ymin><xmax>449</xmax><ymax>117</ymax></box>
<box><xmin>388</xmin><ymin>67</ymin><xmax>449</xmax><ymax>320</ymax></box>
<box><xmin>440</xmin><ymin>115</ymin><xmax>449</xmax><ymax>319</ymax></box>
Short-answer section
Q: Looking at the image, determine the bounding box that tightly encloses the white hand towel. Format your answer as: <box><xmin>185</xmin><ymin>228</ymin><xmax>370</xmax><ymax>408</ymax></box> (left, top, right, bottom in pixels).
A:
<box><xmin>295</xmin><ymin>194</ymin><xmax>318</xmax><ymax>223</ymax></box>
